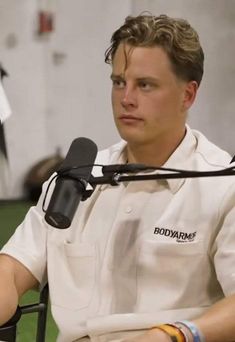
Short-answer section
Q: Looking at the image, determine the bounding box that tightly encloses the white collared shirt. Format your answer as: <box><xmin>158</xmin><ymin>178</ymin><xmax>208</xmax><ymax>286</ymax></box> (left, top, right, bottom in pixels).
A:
<box><xmin>2</xmin><ymin>126</ymin><xmax>235</xmax><ymax>341</ymax></box>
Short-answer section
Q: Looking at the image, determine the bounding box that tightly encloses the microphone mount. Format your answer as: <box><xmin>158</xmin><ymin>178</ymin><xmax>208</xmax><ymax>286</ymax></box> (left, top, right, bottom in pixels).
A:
<box><xmin>90</xmin><ymin>163</ymin><xmax>235</xmax><ymax>187</ymax></box>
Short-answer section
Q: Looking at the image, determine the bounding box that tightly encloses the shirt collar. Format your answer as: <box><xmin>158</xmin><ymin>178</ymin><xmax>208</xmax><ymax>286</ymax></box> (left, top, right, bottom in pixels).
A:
<box><xmin>109</xmin><ymin>125</ymin><xmax>197</xmax><ymax>194</ymax></box>
<box><xmin>163</xmin><ymin>125</ymin><xmax>197</xmax><ymax>193</ymax></box>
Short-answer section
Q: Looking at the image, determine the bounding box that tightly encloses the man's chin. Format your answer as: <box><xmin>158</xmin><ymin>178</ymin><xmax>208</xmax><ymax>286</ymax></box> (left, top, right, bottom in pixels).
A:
<box><xmin>118</xmin><ymin>133</ymin><xmax>146</xmax><ymax>146</ymax></box>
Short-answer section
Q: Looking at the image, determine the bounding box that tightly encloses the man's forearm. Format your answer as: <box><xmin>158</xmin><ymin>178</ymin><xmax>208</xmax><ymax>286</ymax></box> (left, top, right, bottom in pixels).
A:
<box><xmin>193</xmin><ymin>293</ymin><xmax>235</xmax><ymax>342</ymax></box>
<box><xmin>0</xmin><ymin>253</ymin><xmax>39</xmax><ymax>326</ymax></box>
<box><xmin>0</xmin><ymin>262</ymin><xmax>19</xmax><ymax>325</ymax></box>
<box><xmin>123</xmin><ymin>294</ymin><xmax>235</xmax><ymax>342</ymax></box>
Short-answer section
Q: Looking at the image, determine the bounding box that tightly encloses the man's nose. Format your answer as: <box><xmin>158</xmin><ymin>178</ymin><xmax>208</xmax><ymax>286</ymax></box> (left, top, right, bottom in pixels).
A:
<box><xmin>121</xmin><ymin>86</ymin><xmax>137</xmax><ymax>108</ymax></box>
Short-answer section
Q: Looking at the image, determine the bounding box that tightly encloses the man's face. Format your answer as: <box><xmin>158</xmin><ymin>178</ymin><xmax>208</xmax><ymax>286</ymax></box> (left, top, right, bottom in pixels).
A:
<box><xmin>111</xmin><ymin>43</ymin><xmax>197</xmax><ymax>147</ymax></box>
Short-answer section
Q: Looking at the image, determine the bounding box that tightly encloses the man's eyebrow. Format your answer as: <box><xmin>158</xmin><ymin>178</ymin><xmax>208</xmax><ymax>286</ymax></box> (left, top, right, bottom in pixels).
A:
<box><xmin>136</xmin><ymin>76</ymin><xmax>159</xmax><ymax>83</ymax></box>
<box><xmin>110</xmin><ymin>73</ymin><xmax>125</xmax><ymax>80</ymax></box>
<box><xmin>110</xmin><ymin>74</ymin><xmax>160</xmax><ymax>82</ymax></box>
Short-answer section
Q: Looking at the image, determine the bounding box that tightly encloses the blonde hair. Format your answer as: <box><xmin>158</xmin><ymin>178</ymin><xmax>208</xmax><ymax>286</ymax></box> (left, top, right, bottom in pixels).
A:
<box><xmin>105</xmin><ymin>14</ymin><xmax>204</xmax><ymax>86</ymax></box>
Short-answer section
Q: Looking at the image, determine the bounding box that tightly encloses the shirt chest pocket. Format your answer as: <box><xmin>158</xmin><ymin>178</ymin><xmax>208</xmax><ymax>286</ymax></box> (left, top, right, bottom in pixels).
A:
<box><xmin>48</xmin><ymin>242</ymin><xmax>97</xmax><ymax>311</ymax></box>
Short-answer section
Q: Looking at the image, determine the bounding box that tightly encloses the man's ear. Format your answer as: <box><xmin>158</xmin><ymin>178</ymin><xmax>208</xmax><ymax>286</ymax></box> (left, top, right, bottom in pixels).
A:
<box><xmin>182</xmin><ymin>80</ymin><xmax>198</xmax><ymax>111</ymax></box>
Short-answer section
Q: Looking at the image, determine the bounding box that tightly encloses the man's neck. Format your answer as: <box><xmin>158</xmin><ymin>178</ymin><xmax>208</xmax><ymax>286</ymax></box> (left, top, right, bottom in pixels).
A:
<box><xmin>126</xmin><ymin>128</ymin><xmax>186</xmax><ymax>167</ymax></box>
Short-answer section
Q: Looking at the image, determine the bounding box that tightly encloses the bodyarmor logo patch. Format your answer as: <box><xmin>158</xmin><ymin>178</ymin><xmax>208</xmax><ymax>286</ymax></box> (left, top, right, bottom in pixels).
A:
<box><xmin>154</xmin><ymin>227</ymin><xmax>196</xmax><ymax>242</ymax></box>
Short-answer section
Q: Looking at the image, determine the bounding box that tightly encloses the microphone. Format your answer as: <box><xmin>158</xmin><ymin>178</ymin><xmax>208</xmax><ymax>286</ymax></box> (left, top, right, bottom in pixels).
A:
<box><xmin>44</xmin><ymin>137</ymin><xmax>98</xmax><ymax>229</ymax></box>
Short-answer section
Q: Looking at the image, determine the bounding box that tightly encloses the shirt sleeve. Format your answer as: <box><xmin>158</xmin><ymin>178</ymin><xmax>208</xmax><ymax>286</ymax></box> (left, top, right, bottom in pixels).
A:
<box><xmin>214</xmin><ymin>182</ymin><xmax>235</xmax><ymax>296</ymax></box>
<box><xmin>0</xmin><ymin>183</ymin><xmax>49</xmax><ymax>284</ymax></box>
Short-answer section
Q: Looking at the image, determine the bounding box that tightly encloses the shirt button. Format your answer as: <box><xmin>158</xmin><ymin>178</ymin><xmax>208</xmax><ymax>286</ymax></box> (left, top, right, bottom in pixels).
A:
<box><xmin>125</xmin><ymin>206</ymin><xmax>132</xmax><ymax>213</ymax></box>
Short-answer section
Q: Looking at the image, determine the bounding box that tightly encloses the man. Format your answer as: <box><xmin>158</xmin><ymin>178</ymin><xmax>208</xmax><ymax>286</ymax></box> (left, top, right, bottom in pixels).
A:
<box><xmin>1</xmin><ymin>14</ymin><xmax>235</xmax><ymax>342</ymax></box>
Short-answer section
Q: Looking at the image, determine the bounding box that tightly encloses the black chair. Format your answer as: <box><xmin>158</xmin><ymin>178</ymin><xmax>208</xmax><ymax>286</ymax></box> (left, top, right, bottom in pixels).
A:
<box><xmin>0</xmin><ymin>284</ymin><xmax>49</xmax><ymax>342</ymax></box>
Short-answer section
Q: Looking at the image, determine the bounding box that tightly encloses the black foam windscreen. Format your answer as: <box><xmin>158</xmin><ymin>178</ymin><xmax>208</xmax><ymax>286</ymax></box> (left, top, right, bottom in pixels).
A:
<box><xmin>45</xmin><ymin>137</ymin><xmax>98</xmax><ymax>228</ymax></box>
<box><xmin>58</xmin><ymin>137</ymin><xmax>98</xmax><ymax>179</ymax></box>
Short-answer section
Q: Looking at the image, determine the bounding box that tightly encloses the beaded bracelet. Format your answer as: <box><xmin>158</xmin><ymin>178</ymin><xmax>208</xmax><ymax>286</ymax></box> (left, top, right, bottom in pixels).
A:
<box><xmin>151</xmin><ymin>323</ymin><xmax>186</xmax><ymax>342</ymax></box>
<box><xmin>176</xmin><ymin>321</ymin><xmax>205</xmax><ymax>342</ymax></box>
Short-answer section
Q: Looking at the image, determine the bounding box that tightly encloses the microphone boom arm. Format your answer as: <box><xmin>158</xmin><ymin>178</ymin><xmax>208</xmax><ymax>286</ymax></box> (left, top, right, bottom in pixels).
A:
<box><xmin>89</xmin><ymin>167</ymin><xmax>235</xmax><ymax>187</ymax></box>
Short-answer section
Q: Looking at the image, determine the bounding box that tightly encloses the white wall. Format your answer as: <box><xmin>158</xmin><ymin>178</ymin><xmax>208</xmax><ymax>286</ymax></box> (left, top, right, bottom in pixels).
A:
<box><xmin>45</xmin><ymin>0</ymin><xmax>132</xmax><ymax>155</ymax></box>
<box><xmin>1</xmin><ymin>0</ymin><xmax>235</xmax><ymax>198</ymax></box>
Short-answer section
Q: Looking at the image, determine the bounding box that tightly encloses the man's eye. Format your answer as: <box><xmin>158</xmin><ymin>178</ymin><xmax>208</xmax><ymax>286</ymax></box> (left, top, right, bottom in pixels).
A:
<box><xmin>139</xmin><ymin>82</ymin><xmax>152</xmax><ymax>90</ymax></box>
<box><xmin>112</xmin><ymin>79</ymin><xmax>126</xmax><ymax>89</ymax></box>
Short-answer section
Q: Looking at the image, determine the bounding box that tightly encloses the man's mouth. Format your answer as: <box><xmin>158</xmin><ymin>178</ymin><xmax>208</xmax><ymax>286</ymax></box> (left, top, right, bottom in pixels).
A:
<box><xmin>119</xmin><ymin>114</ymin><xmax>143</xmax><ymax>123</ymax></box>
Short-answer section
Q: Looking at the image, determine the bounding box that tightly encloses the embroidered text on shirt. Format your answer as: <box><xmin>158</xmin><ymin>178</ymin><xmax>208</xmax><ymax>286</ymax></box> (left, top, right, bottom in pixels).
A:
<box><xmin>154</xmin><ymin>227</ymin><xmax>196</xmax><ymax>243</ymax></box>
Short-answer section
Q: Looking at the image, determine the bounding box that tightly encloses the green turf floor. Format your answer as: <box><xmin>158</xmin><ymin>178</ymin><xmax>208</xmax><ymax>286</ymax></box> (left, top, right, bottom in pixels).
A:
<box><xmin>0</xmin><ymin>200</ymin><xmax>58</xmax><ymax>341</ymax></box>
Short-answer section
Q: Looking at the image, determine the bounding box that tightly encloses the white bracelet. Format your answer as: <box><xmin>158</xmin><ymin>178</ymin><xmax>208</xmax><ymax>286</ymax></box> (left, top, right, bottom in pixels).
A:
<box><xmin>175</xmin><ymin>321</ymin><xmax>205</xmax><ymax>342</ymax></box>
